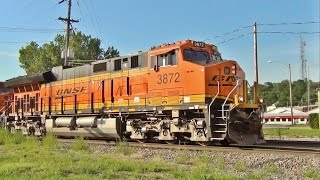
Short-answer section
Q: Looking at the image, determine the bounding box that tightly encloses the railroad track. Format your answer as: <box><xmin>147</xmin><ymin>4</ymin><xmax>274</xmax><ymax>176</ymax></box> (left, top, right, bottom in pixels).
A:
<box><xmin>57</xmin><ymin>138</ymin><xmax>320</xmax><ymax>155</ymax></box>
<box><xmin>266</xmin><ymin>140</ymin><xmax>320</xmax><ymax>148</ymax></box>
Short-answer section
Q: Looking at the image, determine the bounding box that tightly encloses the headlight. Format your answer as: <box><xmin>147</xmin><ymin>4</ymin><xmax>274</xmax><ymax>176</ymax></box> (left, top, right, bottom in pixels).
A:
<box><xmin>232</xmin><ymin>64</ymin><xmax>236</xmax><ymax>74</ymax></box>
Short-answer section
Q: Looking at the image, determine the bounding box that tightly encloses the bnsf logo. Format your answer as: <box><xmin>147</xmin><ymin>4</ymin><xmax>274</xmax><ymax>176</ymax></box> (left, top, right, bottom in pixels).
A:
<box><xmin>211</xmin><ymin>75</ymin><xmax>241</xmax><ymax>82</ymax></box>
<box><xmin>208</xmin><ymin>75</ymin><xmax>242</xmax><ymax>87</ymax></box>
<box><xmin>56</xmin><ymin>87</ymin><xmax>87</xmax><ymax>95</ymax></box>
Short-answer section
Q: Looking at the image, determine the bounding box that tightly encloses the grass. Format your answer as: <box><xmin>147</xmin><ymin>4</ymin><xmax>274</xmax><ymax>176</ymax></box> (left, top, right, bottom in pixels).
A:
<box><xmin>0</xmin><ymin>129</ymin><xmax>319</xmax><ymax>179</ymax></box>
<box><xmin>302</xmin><ymin>167</ymin><xmax>320</xmax><ymax>179</ymax></box>
<box><xmin>263</xmin><ymin>126</ymin><xmax>320</xmax><ymax>138</ymax></box>
<box><xmin>114</xmin><ymin>140</ymin><xmax>135</xmax><ymax>156</ymax></box>
<box><xmin>235</xmin><ymin>161</ymin><xmax>247</xmax><ymax>172</ymax></box>
<box><xmin>71</xmin><ymin>136</ymin><xmax>89</xmax><ymax>152</ymax></box>
<box><xmin>264</xmin><ymin>162</ymin><xmax>283</xmax><ymax>174</ymax></box>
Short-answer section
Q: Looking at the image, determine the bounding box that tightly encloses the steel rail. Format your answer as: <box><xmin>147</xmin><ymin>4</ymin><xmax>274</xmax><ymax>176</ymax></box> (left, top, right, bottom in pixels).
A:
<box><xmin>57</xmin><ymin>139</ymin><xmax>320</xmax><ymax>156</ymax></box>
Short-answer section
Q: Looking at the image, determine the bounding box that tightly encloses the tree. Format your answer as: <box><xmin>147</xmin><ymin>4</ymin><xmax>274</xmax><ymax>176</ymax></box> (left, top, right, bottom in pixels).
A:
<box><xmin>259</xmin><ymin>82</ymin><xmax>278</xmax><ymax>107</ymax></box>
<box><xmin>19</xmin><ymin>41</ymin><xmax>40</xmax><ymax>75</ymax></box>
<box><xmin>258</xmin><ymin>80</ymin><xmax>319</xmax><ymax>108</ymax></box>
<box><xmin>19</xmin><ymin>41</ymin><xmax>61</xmax><ymax>75</ymax></box>
<box><xmin>276</xmin><ymin>80</ymin><xmax>290</xmax><ymax>107</ymax></box>
<box><xmin>103</xmin><ymin>46</ymin><xmax>120</xmax><ymax>59</ymax></box>
<box><xmin>19</xmin><ymin>31</ymin><xmax>119</xmax><ymax>75</ymax></box>
<box><xmin>292</xmin><ymin>80</ymin><xmax>306</xmax><ymax>105</ymax></box>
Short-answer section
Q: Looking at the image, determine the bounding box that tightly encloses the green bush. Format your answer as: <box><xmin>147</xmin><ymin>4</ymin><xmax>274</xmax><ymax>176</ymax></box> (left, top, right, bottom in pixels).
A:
<box><xmin>308</xmin><ymin>113</ymin><xmax>319</xmax><ymax>129</ymax></box>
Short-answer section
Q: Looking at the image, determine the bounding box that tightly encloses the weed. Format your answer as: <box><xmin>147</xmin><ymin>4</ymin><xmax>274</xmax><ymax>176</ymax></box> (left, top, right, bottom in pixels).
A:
<box><xmin>145</xmin><ymin>161</ymin><xmax>172</xmax><ymax>173</ymax></box>
<box><xmin>3</xmin><ymin>131</ymin><xmax>24</xmax><ymax>146</ymax></box>
<box><xmin>193</xmin><ymin>151</ymin><xmax>212</xmax><ymax>165</ymax></box>
<box><xmin>0</xmin><ymin>129</ymin><xmax>8</xmax><ymax>145</ymax></box>
<box><xmin>302</xmin><ymin>167</ymin><xmax>320</xmax><ymax>179</ymax></box>
<box><xmin>22</xmin><ymin>136</ymin><xmax>41</xmax><ymax>149</ymax></box>
<box><xmin>114</xmin><ymin>140</ymin><xmax>134</xmax><ymax>156</ymax></box>
<box><xmin>215</xmin><ymin>153</ymin><xmax>225</xmax><ymax>170</ymax></box>
<box><xmin>152</xmin><ymin>153</ymin><xmax>164</xmax><ymax>162</ymax></box>
<box><xmin>176</xmin><ymin>150</ymin><xmax>192</xmax><ymax>164</ymax></box>
<box><xmin>235</xmin><ymin>161</ymin><xmax>247</xmax><ymax>172</ymax></box>
<box><xmin>41</xmin><ymin>132</ymin><xmax>57</xmax><ymax>150</ymax></box>
<box><xmin>264</xmin><ymin>163</ymin><xmax>283</xmax><ymax>174</ymax></box>
<box><xmin>101</xmin><ymin>169</ymin><xmax>119</xmax><ymax>179</ymax></box>
<box><xmin>244</xmin><ymin>169</ymin><xmax>266</xmax><ymax>180</ymax></box>
<box><xmin>71</xmin><ymin>136</ymin><xmax>89</xmax><ymax>152</ymax></box>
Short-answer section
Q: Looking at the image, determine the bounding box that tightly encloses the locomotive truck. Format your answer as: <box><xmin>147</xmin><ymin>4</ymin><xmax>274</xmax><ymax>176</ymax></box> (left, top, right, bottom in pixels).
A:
<box><xmin>0</xmin><ymin>40</ymin><xmax>264</xmax><ymax>145</ymax></box>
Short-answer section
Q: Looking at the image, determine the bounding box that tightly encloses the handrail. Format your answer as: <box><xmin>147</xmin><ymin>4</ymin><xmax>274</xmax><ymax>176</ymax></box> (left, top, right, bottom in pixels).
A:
<box><xmin>0</xmin><ymin>106</ymin><xmax>5</xmax><ymax>112</ymax></box>
<box><xmin>0</xmin><ymin>103</ymin><xmax>13</xmax><ymax>116</ymax></box>
<box><xmin>208</xmin><ymin>81</ymin><xmax>219</xmax><ymax>128</ymax></box>
<box><xmin>222</xmin><ymin>79</ymin><xmax>241</xmax><ymax>119</ymax></box>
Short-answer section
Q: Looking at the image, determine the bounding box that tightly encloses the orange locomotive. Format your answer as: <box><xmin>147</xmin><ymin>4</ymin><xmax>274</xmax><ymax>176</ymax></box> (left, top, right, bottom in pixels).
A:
<box><xmin>3</xmin><ymin>40</ymin><xmax>264</xmax><ymax>145</ymax></box>
<box><xmin>0</xmin><ymin>82</ymin><xmax>13</xmax><ymax>126</ymax></box>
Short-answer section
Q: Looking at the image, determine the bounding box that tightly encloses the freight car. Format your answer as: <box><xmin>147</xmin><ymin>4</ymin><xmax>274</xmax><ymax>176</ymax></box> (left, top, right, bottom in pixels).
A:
<box><xmin>2</xmin><ymin>40</ymin><xmax>264</xmax><ymax>145</ymax></box>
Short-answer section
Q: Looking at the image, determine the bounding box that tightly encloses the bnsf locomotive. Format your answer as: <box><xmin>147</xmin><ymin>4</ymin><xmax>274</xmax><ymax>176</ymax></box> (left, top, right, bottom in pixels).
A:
<box><xmin>0</xmin><ymin>40</ymin><xmax>264</xmax><ymax>145</ymax></box>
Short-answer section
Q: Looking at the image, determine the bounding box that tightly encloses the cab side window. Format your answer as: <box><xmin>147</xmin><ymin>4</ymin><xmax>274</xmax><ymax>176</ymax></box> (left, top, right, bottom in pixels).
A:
<box><xmin>150</xmin><ymin>50</ymin><xmax>178</xmax><ymax>68</ymax></box>
<box><xmin>168</xmin><ymin>51</ymin><xmax>177</xmax><ymax>65</ymax></box>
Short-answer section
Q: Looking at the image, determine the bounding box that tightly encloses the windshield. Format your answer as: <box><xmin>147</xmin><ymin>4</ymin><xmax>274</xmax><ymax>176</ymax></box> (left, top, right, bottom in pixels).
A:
<box><xmin>183</xmin><ymin>49</ymin><xmax>209</xmax><ymax>62</ymax></box>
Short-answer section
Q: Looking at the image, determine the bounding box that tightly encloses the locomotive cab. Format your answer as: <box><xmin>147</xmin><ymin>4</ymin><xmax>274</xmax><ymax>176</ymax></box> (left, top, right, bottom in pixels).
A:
<box><xmin>146</xmin><ymin>40</ymin><xmax>264</xmax><ymax>145</ymax></box>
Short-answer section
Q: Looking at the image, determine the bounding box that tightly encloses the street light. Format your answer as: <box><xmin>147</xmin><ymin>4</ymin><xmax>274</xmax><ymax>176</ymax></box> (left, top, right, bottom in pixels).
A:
<box><xmin>268</xmin><ymin>60</ymin><xmax>294</xmax><ymax>125</ymax></box>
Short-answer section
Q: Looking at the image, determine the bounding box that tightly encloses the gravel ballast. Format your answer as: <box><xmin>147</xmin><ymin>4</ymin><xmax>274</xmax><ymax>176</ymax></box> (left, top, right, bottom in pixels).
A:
<box><xmin>62</xmin><ymin>142</ymin><xmax>320</xmax><ymax>179</ymax></box>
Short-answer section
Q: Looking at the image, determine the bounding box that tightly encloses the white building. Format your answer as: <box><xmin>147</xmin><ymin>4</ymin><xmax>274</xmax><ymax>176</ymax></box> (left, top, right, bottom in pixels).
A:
<box><xmin>262</xmin><ymin>107</ymin><xmax>309</xmax><ymax>125</ymax></box>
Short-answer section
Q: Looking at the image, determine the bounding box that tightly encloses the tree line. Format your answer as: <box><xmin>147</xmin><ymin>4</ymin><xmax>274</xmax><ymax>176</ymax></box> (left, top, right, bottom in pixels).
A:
<box><xmin>253</xmin><ymin>80</ymin><xmax>319</xmax><ymax>108</ymax></box>
<box><xmin>19</xmin><ymin>31</ymin><xmax>119</xmax><ymax>75</ymax></box>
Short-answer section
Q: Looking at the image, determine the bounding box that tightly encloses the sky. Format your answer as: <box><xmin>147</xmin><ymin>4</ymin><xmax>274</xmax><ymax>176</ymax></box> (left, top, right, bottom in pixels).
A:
<box><xmin>0</xmin><ymin>0</ymin><xmax>319</xmax><ymax>84</ymax></box>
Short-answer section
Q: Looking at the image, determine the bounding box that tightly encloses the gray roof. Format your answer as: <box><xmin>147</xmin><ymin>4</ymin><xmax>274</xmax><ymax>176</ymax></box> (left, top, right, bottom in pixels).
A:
<box><xmin>264</xmin><ymin>107</ymin><xmax>309</xmax><ymax>117</ymax></box>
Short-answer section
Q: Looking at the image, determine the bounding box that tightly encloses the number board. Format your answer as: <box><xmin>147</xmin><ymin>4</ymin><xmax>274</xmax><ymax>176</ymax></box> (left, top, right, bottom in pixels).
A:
<box><xmin>193</xmin><ymin>41</ymin><xmax>205</xmax><ymax>48</ymax></box>
<box><xmin>157</xmin><ymin>73</ymin><xmax>180</xmax><ymax>84</ymax></box>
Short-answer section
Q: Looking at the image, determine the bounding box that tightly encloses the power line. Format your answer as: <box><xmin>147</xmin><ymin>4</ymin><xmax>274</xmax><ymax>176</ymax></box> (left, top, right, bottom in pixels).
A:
<box><xmin>0</xmin><ymin>26</ymin><xmax>63</xmax><ymax>33</ymax></box>
<box><xmin>89</xmin><ymin>0</ymin><xmax>102</xmax><ymax>36</ymax></box>
<box><xmin>204</xmin><ymin>25</ymin><xmax>252</xmax><ymax>41</ymax></box>
<box><xmin>259</xmin><ymin>31</ymin><xmax>320</xmax><ymax>34</ymax></box>
<box><xmin>258</xmin><ymin>21</ymin><xmax>320</xmax><ymax>26</ymax></box>
<box><xmin>216</xmin><ymin>33</ymin><xmax>251</xmax><ymax>45</ymax></box>
<box><xmin>206</xmin><ymin>21</ymin><xmax>320</xmax><ymax>42</ymax></box>
<box><xmin>0</xmin><ymin>40</ymin><xmax>49</xmax><ymax>44</ymax></box>
<box><xmin>75</xmin><ymin>0</ymin><xmax>89</xmax><ymax>33</ymax></box>
<box><xmin>0</xmin><ymin>41</ymin><xmax>29</xmax><ymax>44</ymax></box>
<box><xmin>81</xmin><ymin>0</ymin><xmax>99</xmax><ymax>37</ymax></box>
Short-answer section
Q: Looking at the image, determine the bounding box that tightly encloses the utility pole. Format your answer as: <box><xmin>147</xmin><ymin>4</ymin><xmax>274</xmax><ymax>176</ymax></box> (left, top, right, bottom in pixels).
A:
<box><xmin>253</xmin><ymin>22</ymin><xmax>259</xmax><ymax>104</ymax></box>
<box><xmin>289</xmin><ymin>64</ymin><xmax>294</xmax><ymax>125</ymax></box>
<box><xmin>307</xmin><ymin>66</ymin><xmax>310</xmax><ymax>111</ymax></box>
<box><xmin>58</xmin><ymin>0</ymin><xmax>79</xmax><ymax>66</ymax></box>
<box><xmin>318</xmin><ymin>89</ymin><xmax>320</xmax><ymax>129</ymax></box>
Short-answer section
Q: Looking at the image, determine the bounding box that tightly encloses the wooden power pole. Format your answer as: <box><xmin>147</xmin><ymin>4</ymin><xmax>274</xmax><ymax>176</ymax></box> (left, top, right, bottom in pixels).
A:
<box><xmin>253</xmin><ymin>22</ymin><xmax>259</xmax><ymax>104</ymax></box>
<box><xmin>58</xmin><ymin>0</ymin><xmax>79</xmax><ymax>66</ymax></box>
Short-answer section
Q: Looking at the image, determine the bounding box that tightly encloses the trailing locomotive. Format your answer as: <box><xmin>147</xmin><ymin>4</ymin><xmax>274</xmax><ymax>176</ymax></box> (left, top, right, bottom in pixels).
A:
<box><xmin>1</xmin><ymin>40</ymin><xmax>265</xmax><ymax>145</ymax></box>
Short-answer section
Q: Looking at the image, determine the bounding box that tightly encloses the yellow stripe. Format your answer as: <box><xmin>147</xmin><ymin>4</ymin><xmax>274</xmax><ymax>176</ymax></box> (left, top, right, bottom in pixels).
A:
<box><xmin>50</xmin><ymin>67</ymin><xmax>149</xmax><ymax>86</ymax></box>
